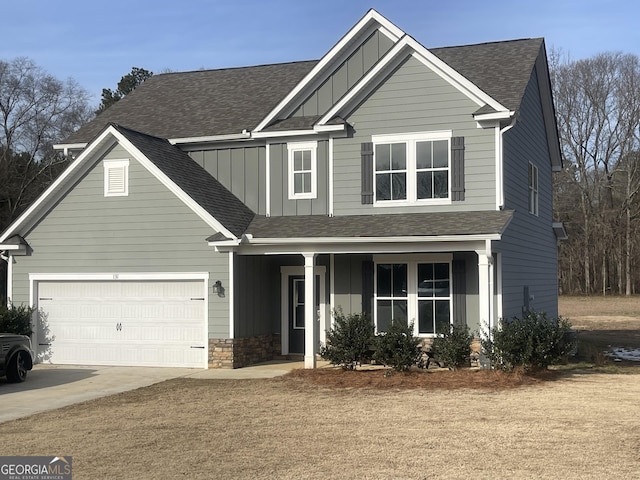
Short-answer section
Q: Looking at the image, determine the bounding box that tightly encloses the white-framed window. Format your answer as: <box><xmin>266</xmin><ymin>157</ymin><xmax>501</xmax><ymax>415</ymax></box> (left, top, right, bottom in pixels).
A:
<box><xmin>375</xmin><ymin>263</ymin><xmax>408</xmax><ymax>332</ymax></box>
<box><xmin>417</xmin><ymin>263</ymin><xmax>451</xmax><ymax>335</ymax></box>
<box><xmin>373</xmin><ymin>131</ymin><xmax>451</xmax><ymax>205</ymax></box>
<box><xmin>103</xmin><ymin>159</ymin><xmax>129</xmax><ymax>197</ymax></box>
<box><xmin>374</xmin><ymin>255</ymin><xmax>453</xmax><ymax>336</ymax></box>
<box><xmin>528</xmin><ymin>162</ymin><xmax>538</xmax><ymax>215</ymax></box>
<box><xmin>287</xmin><ymin>141</ymin><xmax>317</xmax><ymax>199</ymax></box>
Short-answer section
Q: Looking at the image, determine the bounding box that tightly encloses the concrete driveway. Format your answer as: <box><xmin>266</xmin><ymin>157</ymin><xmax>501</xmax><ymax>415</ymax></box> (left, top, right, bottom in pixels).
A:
<box><xmin>0</xmin><ymin>361</ymin><xmax>303</xmax><ymax>423</ymax></box>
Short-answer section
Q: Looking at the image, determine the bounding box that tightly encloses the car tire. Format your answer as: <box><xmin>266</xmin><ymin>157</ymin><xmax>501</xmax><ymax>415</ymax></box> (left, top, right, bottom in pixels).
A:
<box><xmin>6</xmin><ymin>351</ymin><xmax>28</xmax><ymax>383</ymax></box>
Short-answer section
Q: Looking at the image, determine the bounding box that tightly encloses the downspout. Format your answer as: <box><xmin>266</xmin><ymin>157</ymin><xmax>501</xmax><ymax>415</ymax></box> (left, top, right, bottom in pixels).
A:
<box><xmin>265</xmin><ymin>142</ymin><xmax>271</xmax><ymax>217</ymax></box>
<box><xmin>1</xmin><ymin>251</ymin><xmax>10</xmax><ymax>306</ymax></box>
<box><xmin>497</xmin><ymin>115</ymin><xmax>518</xmax><ymax>210</ymax></box>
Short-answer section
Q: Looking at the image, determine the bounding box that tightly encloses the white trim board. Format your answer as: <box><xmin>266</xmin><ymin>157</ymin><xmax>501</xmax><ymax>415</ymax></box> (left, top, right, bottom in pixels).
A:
<box><xmin>318</xmin><ymin>36</ymin><xmax>509</xmax><ymax>127</ymax></box>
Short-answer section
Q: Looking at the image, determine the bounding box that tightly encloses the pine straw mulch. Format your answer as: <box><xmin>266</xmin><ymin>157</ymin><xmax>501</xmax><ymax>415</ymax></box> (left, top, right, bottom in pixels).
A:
<box><xmin>284</xmin><ymin>365</ymin><xmax>562</xmax><ymax>390</ymax></box>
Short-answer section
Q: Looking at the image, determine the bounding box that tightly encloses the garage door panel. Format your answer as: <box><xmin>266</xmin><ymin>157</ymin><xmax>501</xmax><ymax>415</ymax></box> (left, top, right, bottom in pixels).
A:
<box><xmin>37</xmin><ymin>280</ymin><xmax>207</xmax><ymax>368</ymax></box>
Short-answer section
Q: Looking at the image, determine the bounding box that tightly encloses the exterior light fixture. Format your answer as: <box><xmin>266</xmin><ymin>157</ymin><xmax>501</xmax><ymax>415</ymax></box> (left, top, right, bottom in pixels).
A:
<box><xmin>212</xmin><ymin>280</ymin><xmax>223</xmax><ymax>296</ymax></box>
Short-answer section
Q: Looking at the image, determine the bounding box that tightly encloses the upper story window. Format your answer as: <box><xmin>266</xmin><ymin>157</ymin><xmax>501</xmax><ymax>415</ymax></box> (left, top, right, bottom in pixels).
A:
<box><xmin>103</xmin><ymin>159</ymin><xmax>129</xmax><ymax>197</ymax></box>
<box><xmin>372</xmin><ymin>131</ymin><xmax>452</xmax><ymax>205</ymax></box>
<box><xmin>528</xmin><ymin>162</ymin><xmax>538</xmax><ymax>215</ymax></box>
<box><xmin>287</xmin><ymin>141</ymin><xmax>317</xmax><ymax>200</ymax></box>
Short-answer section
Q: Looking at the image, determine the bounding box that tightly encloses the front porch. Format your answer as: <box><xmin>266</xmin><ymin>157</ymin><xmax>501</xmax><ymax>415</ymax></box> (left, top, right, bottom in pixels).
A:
<box><xmin>208</xmin><ymin>246</ymin><xmax>500</xmax><ymax>369</ymax></box>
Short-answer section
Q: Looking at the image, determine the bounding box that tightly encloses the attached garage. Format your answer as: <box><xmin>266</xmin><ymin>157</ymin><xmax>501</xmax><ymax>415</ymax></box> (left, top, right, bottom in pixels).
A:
<box><xmin>32</xmin><ymin>275</ymin><xmax>208</xmax><ymax>368</ymax></box>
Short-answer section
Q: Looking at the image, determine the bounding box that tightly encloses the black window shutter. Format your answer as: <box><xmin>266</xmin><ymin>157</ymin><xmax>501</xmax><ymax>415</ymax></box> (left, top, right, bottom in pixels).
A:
<box><xmin>361</xmin><ymin>142</ymin><xmax>374</xmax><ymax>204</ymax></box>
<box><xmin>452</xmin><ymin>260</ymin><xmax>466</xmax><ymax>327</ymax></box>
<box><xmin>362</xmin><ymin>259</ymin><xmax>374</xmax><ymax>319</ymax></box>
<box><xmin>451</xmin><ymin>136</ymin><xmax>465</xmax><ymax>201</ymax></box>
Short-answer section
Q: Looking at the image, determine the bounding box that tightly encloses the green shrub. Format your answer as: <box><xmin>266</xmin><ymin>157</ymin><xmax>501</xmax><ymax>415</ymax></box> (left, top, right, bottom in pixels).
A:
<box><xmin>0</xmin><ymin>303</ymin><xmax>35</xmax><ymax>336</ymax></box>
<box><xmin>373</xmin><ymin>320</ymin><xmax>422</xmax><ymax>371</ymax></box>
<box><xmin>320</xmin><ymin>309</ymin><xmax>374</xmax><ymax>370</ymax></box>
<box><xmin>431</xmin><ymin>324</ymin><xmax>473</xmax><ymax>370</ymax></box>
<box><xmin>481</xmin><ymin>311</ymin><xmax>576</xmax><ymax>372</ymax></box>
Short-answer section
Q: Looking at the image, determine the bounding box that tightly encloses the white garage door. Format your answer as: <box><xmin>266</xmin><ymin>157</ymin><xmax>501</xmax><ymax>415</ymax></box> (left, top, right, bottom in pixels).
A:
<box><xmin>36</xmin><ymin>280</ymin><xmax>207</xmax><ymax>368</ymax></box>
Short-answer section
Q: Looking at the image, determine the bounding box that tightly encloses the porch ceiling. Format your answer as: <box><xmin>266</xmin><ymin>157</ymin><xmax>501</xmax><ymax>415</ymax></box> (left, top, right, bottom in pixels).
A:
<box><xmin>244</xmin><ymin>210</ymin><xmax>514</xmax><ymax>239</ymax></box>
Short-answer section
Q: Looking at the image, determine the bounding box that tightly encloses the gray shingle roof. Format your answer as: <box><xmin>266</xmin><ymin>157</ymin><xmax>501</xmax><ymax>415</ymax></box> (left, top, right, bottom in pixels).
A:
<box><xmin>243</xmin><ymin>210</ymin><xmax>513</xmax><ymax>239</ymax></box>
<box><xmin>64</xmin><ymin>38</ymin><xmax>542</xmax><ymax>145</ymax></box>
<box><xmin>113</xmin><ymin>124</ymin><xmax>254</xmax><ymax>237</ymax></box>
<box><xmin>65</xmin><ymin>61</ymin><xmax>318</xmax><ymax>144</ymax></box>
<box><xmin>431</xmin><ymin>38</ymin><xmax>544</xmax><ymax>111</ymax></box>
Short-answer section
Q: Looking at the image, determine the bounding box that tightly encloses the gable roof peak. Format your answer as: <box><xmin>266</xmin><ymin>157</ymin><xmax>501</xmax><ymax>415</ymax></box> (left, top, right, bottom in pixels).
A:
<box><xmin>252</xmin><ymin>9</ymin><xmax>406</xmax><ymax>133</ymax></box>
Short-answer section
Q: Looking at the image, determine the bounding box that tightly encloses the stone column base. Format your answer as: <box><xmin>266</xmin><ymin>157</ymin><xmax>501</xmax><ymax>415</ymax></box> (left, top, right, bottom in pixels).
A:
<box><xmin>208</xmin><ymin>334</ymin><xmax>281</xmax><ymax>369</ymax></box>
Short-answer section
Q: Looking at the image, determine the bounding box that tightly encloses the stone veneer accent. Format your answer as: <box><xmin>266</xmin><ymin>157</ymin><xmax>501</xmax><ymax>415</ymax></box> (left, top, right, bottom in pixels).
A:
<box><xmin>208</xmin><ymin>334</ymin><xmax>281</xmax><ymax>369</ymax></box>
<box><xmin>419</xmin><ymin>337</ymin><xmax>482</xmax><ymax>368</ymax></box>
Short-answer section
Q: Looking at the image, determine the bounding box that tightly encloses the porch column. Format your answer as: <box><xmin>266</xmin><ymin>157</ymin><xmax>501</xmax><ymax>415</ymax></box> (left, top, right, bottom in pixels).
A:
<box><xmin>303</xmin><ymin>253</ymin><xmax>316</xmax><ymax>369</ymax></box>
<box><xmin>478</xmin><ymin>253</ymin><xmax>491</xmax><ymax>332</ymax></box>
<box><xmin>477</xmin><ymin>246</ymin><xmax>493</xmax><ymax>368</ymax></box>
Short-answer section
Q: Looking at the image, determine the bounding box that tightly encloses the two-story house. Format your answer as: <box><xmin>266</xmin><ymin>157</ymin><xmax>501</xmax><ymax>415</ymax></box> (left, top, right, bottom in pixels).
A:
<box><xmin>0</xmin><ymin>10</ymin><xmax>564</xmax><ymax>369</ymax></box>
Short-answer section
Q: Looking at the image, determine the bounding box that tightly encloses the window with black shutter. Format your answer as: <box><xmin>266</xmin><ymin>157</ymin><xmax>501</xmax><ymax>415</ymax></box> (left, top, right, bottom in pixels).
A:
<box><xmin>361</xmin><ymin>133</ymin><xmax>465</xmax><ymax>204</ymax></box>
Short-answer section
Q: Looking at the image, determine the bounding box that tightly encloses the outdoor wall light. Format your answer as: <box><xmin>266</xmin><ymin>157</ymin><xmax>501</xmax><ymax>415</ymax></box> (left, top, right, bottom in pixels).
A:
<box><xmin>212</xmin><ymin>280</ymin><xmax>223</xmax><ymax>296</ymax></box>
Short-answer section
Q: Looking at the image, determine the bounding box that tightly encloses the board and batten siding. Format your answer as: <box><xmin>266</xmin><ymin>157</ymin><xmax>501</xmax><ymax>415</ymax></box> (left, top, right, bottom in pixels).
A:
<box><xmin>189</xmin><ymin>146</ymin><xmax>266</xmax><ymax>215</ymax></box>
<box><xmin>498</xmin><ymin>66</ymin><xmax>559</xmax><ymax>319</ymax></box>
<box><xmin>332</xmin><ymin>55</ymin><xmax>496</xmax><ymax>216</ymax></box>
<box><xmin>11</xmin><ymin>143</ymin><xmax>231</xmax><ymax>339</ymax></box>
<box><xmin>332</xmin><ymin>254</ymin><xmax>368</xmax><ymax>316</ymax></box>
<box><xmin>293</xmin><ymin>30</ymin><xmax>394</xmax><ymax>118</ymax></box>
<box><xmin>269</xmin><ymin>140</ymin><xmax>329</xmax><ymax>216</ymax></box>
<box><xmin>233</xmin><ymin>255</ymin><xmax>281</xmax><ymax>338</ymax></box>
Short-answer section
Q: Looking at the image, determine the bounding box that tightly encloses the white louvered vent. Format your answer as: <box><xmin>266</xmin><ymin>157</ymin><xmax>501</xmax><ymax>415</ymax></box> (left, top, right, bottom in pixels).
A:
<box><xmin>103</xmin><ymin>159</ymin><xmax>129</xmax><ymax>197</ymax></box>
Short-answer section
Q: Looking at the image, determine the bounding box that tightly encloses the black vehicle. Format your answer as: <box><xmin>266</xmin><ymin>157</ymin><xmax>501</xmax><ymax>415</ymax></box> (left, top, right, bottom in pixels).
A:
<box><xmin>0</xmin><ymin>334</ymin><xmax>34</xmax><ymax>382</ymax></box>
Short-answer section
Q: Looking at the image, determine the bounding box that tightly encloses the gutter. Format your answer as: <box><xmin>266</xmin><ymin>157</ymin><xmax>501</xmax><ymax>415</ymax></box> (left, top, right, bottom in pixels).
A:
<box><xmin>55</xmin><ymin>123</ymin><xmax>346</xmax><ymax>153</ymax></box>
<box><xmin>229</xmin><ymin>233</ymin><xmax>503</xmax><ymax>246</ymax></box>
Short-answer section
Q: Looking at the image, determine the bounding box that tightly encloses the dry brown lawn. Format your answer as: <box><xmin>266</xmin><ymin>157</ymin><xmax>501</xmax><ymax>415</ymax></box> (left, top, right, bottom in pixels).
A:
<box><xmin>560</xmin><ymin>295</ymin><xmax>640</xmax><ymax>365</ymax></box>
<box><xmin>1</xmin><ymin>295</ymin><xmax>640</xmax><ymax>479</ymax></box>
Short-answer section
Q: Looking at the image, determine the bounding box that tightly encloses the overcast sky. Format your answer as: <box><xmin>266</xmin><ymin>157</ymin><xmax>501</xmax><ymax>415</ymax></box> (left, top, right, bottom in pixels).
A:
<box><xmin>3</xmin><ymin>0</ymin><xmax>638</xmax><ymax>105</ymax></box>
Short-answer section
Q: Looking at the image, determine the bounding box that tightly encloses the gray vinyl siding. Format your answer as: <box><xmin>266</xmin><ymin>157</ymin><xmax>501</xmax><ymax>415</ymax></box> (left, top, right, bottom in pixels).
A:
<box><xmin>333</xmin><ymin>55</ymin><xmax>496</xmax><ymax>215</ymax></box>
<box><xmin>269</xmin><ymin>140</ymin><xmax>329</xmax><ymax>216</ymax></box>
<box><xmin>189</xmin><ymin>146</ymin><xmax>266</xmax><ymax>215</ymax></box>
<box><xmin>294</xmin><ymin>30</ymin><xmax>394</xmax><ymax>117</ymax></box>
<box><xmin>498</xmin><ymin>66</ymin><xmax>558</xmax><ymax>319</ymax></box>
<box><xmin>11</xmin><ymin>143</ymin><xmax>232</xmax><ymax>339</ymax></box>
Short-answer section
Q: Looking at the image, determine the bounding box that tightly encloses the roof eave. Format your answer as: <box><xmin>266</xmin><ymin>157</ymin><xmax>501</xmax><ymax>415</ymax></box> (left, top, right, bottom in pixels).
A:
<box><xmin>241</xmin><ymin>233</ymin><xmax>503</xmax><ymax>245</ymax></box>
<box><xmin>53</xmin><ymin>142</ymin><xmax>88</xmax><ymax>152</ymax></box>
<box><xmin>169</xmin><ymin>132</ymin><xmax>251</xmax><ymax>145</ymax></box>
<box><xmin>251</xmin><ymin>123</ymin><xmax>345</xmax><ymax>139</ymax></box>
<box><xmin>473</xmin><ymin>110</ymin><xmax>515</xmax><ymax>122</ymax></box>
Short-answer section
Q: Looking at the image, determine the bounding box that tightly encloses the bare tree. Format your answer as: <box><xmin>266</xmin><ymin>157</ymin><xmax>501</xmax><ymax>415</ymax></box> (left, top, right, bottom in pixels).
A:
<box><xmin>0</xmin><ymin>57</ymin><xmax>92</xmax><ymax>228</ymax></box>
<box><xmin>551</xmin><ymin>51</ymin><xmax>640</xmax><ymax>295</ymax></box>
<box><xmin>0</xmin><ymin>58</ymin><xmax>92</xmax><ymax>301</ymax></box>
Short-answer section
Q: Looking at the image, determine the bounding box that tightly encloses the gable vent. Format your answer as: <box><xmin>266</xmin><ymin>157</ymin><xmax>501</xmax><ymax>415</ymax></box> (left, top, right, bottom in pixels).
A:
<box><xmin>103</xmin><ymin>159</ymin><xmax>130</xmax><ymax>197</ymax></box>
